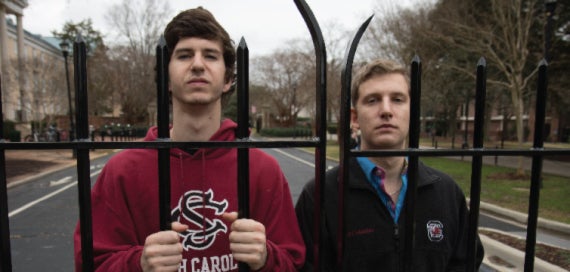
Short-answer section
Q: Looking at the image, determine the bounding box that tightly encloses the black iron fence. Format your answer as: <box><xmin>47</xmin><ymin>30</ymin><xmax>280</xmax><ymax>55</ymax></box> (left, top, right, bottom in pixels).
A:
<box><xmin>0</xmin><ymin>1</ymin><xmax>569</xmax><ymax>271</ymax></box>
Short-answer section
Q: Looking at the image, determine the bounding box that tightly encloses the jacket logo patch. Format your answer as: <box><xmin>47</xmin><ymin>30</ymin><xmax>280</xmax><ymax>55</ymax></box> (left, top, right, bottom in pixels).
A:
<box><xmin>172</xmin><ymin>189</ymin><xmax>229</xmax><ymax>250</ymax></box>
<box><xmin>426</xmin><ymin>220</ymin><xmax>444</xmax><ymax>242</ymax></box>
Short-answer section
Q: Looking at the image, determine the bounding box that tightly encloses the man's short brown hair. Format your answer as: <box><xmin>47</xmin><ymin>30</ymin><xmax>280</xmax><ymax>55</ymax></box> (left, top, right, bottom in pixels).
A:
<box><xmin>351</xmin><ymin>59</ymin><xmax>410</xmax><ymax>108</ymax></box>
<box><xmin>164</xmin><ymin>7</ymin><xmax>236</xmax><ymax>104</ymax></box>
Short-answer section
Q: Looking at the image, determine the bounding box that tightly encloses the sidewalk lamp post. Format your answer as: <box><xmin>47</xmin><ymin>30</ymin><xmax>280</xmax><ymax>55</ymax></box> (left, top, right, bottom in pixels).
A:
<box><xmin>59</xmin><ymin>41</ymin><xmax>76</xmax><ymax>158</ymax></box>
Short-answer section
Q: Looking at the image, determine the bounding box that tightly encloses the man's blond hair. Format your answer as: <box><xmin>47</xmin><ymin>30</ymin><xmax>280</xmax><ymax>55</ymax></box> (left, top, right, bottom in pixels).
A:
<box><xmin>351</xmin><ymin>59</ymin><xmax>410</xmax><ymax>107</ymax></box>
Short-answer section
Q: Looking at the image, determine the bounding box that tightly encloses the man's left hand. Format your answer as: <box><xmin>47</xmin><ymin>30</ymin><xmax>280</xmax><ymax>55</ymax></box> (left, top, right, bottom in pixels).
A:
<box><xmin>222</xmin><ymin>212</ymin><xmax>268</xmax><ymax>270</ymax></box>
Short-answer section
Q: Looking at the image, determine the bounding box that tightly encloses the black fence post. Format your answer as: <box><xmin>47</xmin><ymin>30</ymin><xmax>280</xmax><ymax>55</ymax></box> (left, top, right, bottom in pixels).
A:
<box><xmin>524</xmin><ymin>59</ymin><xmax>548</xmax><ymax>271</ymax></box>
<box><xmin>236</xmin><ymin>37</ymin><xmax>251</xmax><ymax>272</ymax></box>
<box><xmin>73</xmin><ymin>33</ymin><xmax>94</xmax><ymax>272</ymax></box>
<box><xmin>0</xmin><ymin>74</ymin><xmax>13</xmax><ymax>272</ymax></box>
<box><xmin>466</xmin><ymin>57</ymin><xmax>486</xmax><ymax>271</ymax></box>
<box><xmin>156</xmin><ymin>36</ymin><xmax>171</xmax><ymax>231</ymax></box>
<box><xmin>294</xmin><ymin>0</ymin><xmax>327</xmax><ymax>271</ymax></box>
<box><xmin>339</xmin><ymin>15</ymin><xmax>373</xmax><ymax>271</ymax></box>
<box><xmin>403</xmin><ymin>56</ymin><xmax>421</xmax><ymax>272</ymax></box>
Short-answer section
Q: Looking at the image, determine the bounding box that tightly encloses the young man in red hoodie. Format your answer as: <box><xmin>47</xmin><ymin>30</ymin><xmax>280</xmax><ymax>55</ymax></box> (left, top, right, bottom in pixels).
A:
<box><xmin>74</xmin><ymin>7</ymin><xmax>305</xmax><ymax>271</ymax></box>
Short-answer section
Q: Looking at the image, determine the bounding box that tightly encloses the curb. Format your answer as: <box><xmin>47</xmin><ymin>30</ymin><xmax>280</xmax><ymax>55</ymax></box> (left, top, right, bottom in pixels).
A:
<box><xmin>477</xmin><ymin>200</ymin><xmax>570</xmax><ymax>237</ymax></box>
<box><xmin>480</xmin><ymin>230</ymin><xmax>567</xmax><ymax>272</ymax></box>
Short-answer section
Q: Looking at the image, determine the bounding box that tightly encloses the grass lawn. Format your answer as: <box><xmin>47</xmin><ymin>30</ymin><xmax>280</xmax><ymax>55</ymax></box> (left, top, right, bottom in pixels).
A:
<box><xmin>420</xmin><ymin>157</ymin><xmax>570</xmax><ymax>224</ymax></box>
<box><xmin>302</xmin><ymin>140</ymin><xmax>570</xmax><ymax>224</ymax></box>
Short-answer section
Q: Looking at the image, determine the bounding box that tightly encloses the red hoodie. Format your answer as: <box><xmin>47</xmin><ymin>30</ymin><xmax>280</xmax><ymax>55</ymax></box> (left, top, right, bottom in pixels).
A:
<box><xmin>74</xmin><ymin>119</ymin><xmax>305</xmax><ymax>271</ymax></box>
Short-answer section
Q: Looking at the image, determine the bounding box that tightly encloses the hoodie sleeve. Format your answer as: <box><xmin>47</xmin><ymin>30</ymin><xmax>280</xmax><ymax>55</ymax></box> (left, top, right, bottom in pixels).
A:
<box><xmin>249</xmin><ymin>151</ymin><xmax>305</xmax><ymax>271</ymax></box>
<box><xmin>74</xmin><ymin>151</ymin><xmax>156</xmax><ymax>272</ymax></box>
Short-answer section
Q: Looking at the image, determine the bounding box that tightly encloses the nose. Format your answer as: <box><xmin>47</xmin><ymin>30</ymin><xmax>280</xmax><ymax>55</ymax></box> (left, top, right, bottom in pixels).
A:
<box><xmin>379</xmin><ymin>100</ymin><xmax>393</xmax><ymax>119</ymax></box>
<box><xmin>191</xmin><ymin>54</ymin><xmax>205</xmax><ymax>73</ymax></box>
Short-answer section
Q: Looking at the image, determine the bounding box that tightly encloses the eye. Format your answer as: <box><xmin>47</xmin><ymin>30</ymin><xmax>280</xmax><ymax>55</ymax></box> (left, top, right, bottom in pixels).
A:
<box><xmin>393</xmin><ymin>95</ymin><xmax>406</xmax><ymax>103</ymax></box>
<box><xmin>177</xmin><ymin>54</ymin><xmax>190</xmax><ymax>60</ymax></box>
<box><xmin>364</xmin><ymin>96</ymin><xmax>378</xmax><ymax>104</ymax></box>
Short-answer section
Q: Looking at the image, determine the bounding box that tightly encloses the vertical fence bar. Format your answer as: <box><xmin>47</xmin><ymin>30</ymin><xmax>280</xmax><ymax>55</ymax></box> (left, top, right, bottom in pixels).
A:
<box><xmin>403</xmin><ymin>56</ymin><xmax>421</xmax><ymax>272</ymax></box>
<box><xmin>73</xmin><ymin>34</ymin><xmax>94</xmax><ymax>272</ymax></box>
<box><xmin>524</xmin><ymin>59</ymin><xmax>548</xmax><ymax>271</ymax></box>
<box><xmin>467</xmin><ymin>58</ymin><xmax>486</xmax><ymax>271</ymax></box>
<box><xmin>0</xmin><ymin>74</ymin><xmax>13</xmax><ymax>272</ymax></box>
<box><xmin>236</xmin><ymin>37</ymin><xmax>250</xmax><ymax>272</ymax></box>
<box><xmin>156</xmin><ymin>36</ymin><xmax>171</xmax><ymax>231</ymax></box>
<box><xmin>339</xmin><ymin>16</ymin><xmax>373</xmax><ymax>271</ymax></box>
<box><xmin>293</xmin><ymin>0</ymin><xmax>327</xmax><ymax>271</ymax></box>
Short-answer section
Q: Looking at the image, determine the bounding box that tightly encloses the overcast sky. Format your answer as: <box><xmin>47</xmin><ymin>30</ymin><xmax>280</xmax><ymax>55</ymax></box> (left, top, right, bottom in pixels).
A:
<box><xmin>22</xmin><ymin>0</ymin><xmax>419</xmax><ymax>56</ymax></box>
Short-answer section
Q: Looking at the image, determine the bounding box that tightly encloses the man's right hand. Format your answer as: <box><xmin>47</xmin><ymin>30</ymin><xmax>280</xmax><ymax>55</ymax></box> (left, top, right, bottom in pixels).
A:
<box><xmin>140</xmin><ymin>222</ymin><xmax>188</xmax><ymax>272</ymax></box>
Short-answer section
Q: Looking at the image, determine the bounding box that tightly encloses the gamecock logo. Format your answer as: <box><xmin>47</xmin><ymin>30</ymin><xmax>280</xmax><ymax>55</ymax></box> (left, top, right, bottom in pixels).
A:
<box><xmin>426</xmin><ymin>220</ymin><xmax>444</xmax><ymax>242</ymax></box>
<box><xmin>171</xmin><ymin>189</ymin><xmax>229</xmax><ymax>250</ymax></box>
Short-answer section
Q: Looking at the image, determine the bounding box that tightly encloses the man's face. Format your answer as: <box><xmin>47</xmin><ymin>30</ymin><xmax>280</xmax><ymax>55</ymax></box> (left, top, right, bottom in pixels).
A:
<box><xmin>351</xmin><ymin>73</ymin><xmax>410</xmax><ymax>150</ymax></box>
<box><xmin>168</xmin><ymin>37</ymin><xmax>231</xmax><ymax>106</ymax></box>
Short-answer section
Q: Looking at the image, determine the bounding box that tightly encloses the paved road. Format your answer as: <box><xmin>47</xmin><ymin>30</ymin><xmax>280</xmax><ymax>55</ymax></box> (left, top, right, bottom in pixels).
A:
<box><xmin>7</xmin><ymin>155</ymin><xmax>108</xmax><ymax>272</ymax></box>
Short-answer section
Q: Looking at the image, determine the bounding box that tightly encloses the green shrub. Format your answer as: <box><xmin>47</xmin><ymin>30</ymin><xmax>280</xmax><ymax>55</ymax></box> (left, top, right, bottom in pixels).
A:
<box><xmin>8</xmin><ymin>130</ymin><xmax>21</xmax><ymax>142</ymax></box>
<box><xmin>327</xmin><ymin>123</ymin><xmax>337</xmax><ymax>134</ymax></box>
<box><xmin>259</xmin><ymin>127</ymin><xmax>312</xmax><ymax>138</ymax></box>
<box><xmin>2</xmin><ymin>120</ymin><xmax>21</xmax><ymax>142</ymax></box>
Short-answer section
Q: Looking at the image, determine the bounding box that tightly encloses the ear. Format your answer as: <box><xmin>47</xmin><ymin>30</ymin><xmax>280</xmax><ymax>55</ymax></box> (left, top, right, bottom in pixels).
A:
<box><xmin>222</xmin><ymin>80</ymin><xmax>232</xmax><ymax>93</ymax></box>
<box><xmin>350</xmin><ymin>108</ymin><xmax>359</xmax><ymax>130</ymax></box>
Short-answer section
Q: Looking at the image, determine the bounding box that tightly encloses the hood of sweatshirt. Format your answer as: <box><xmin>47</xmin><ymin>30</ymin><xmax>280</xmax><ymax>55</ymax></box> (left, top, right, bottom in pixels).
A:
<box><xmin>143</xmin><ymin>118</ymin><xmax>241</xmax><ymax>159</ymax></box>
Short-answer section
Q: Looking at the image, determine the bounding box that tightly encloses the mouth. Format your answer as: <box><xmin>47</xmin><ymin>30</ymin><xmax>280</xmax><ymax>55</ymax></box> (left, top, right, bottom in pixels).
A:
<box><xmin>377</xmin><ymin>124</ymin><xmax>397</xmax><ymax>130</ymax></box>
<box><xmin>187</xmin><ymin>78</ymin><xmax>209</xmax><ymax>85</ymax></box>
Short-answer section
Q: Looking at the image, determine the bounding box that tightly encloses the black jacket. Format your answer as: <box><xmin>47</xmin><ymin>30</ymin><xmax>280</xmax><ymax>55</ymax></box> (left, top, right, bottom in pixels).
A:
<box><xmin>295</xmin><ymin>158</ymin><xmax>484</xmax><ymax>271</ymax></box>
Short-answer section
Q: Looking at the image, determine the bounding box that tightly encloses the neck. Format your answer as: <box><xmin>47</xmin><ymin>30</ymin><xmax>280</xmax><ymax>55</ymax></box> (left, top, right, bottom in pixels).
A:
<box><xmin>370</xmin><ymin>156</ymin><xmax>406</xmax><ymax>181</ymax></box>
<box><xmin>170</xmin><ymin>102</ymin><xmax>222</xmax><ymax>142</ymax></box>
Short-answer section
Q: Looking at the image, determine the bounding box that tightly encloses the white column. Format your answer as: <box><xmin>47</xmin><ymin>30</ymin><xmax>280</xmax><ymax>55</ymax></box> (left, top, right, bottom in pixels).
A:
<box><xmin>0</xmin><ymin>6</ymin><xmax>7</xmax><ymax>119</ymax></box>
<box><xmin>17</xmin><ymin>14</ymin><xmax>26</xmax><ymax>121</ymax></box>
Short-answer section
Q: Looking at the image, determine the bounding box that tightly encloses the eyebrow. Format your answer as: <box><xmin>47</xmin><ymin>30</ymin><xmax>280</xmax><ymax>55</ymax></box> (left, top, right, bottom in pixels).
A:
<box><xmin>172</xmin><ymin>47</ymin><xmax>222</xmax><ymax>56</ymax></box>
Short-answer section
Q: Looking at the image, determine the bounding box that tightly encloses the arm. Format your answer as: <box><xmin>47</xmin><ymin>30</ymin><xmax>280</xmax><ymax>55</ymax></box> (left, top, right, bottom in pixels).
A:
<box><xmin>295</xmin><ymin>180</ymin><xmax>317</xmax><ymax>272</ymax></box>
<box><xmin>74</xmin><ymin>155</ymin><xmax>179</xmax><ymax>271</ymax></box>
<box><xmin>242</xmin><ymin>155</ymin><xmax>306</xmax><ymax>271</ymax></box>
<box><xmin>446</xmin><ymin>188</ymin><xmax>485</xmax><ymax>271</ymax></box>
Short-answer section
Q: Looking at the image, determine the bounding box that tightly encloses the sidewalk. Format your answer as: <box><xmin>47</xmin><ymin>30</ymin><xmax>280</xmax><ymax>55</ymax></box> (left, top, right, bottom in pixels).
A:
<box><xmin>3</xmin><ymin>149</ymin><xmax>112</xmax><ymax>189</ymax></box>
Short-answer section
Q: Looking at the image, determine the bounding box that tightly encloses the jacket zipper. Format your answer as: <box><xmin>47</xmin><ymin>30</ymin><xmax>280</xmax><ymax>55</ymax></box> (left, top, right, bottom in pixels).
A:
<box><xmin>394</xmin><ymin>223</ymin><xmax>401</xmax><ymax>271</ymax></box>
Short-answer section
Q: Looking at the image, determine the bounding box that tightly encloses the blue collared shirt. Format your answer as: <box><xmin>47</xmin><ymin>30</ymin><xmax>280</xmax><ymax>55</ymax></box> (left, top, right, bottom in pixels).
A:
<box><xmin>356</xmin><ymin>155</ymin><xmax>408</xmax><ymax>223</ymax></box>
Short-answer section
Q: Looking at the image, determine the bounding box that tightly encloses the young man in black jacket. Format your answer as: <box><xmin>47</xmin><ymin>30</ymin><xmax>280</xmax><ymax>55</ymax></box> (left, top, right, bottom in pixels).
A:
<box><xmin>295</xmin><ymin>59</ymin><xmax>484</xmax><ymax>271</ymax></box>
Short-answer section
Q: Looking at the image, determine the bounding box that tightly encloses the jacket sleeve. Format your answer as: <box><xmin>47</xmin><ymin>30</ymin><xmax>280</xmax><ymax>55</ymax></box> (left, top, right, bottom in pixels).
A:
<box><xmin>73</xmin><ymin>163</ymin><xmax>146</xmax><ymax>272</ymax></box>
<box><xmin>294</xmin><ymin>179</ymin><xmax>337</xmax><ymax>272</ymax></box>
<box><xmin>295</xmin><ymin>180</ymin><xmax>316</xmax><ymax>272</ymax></box>
<box><xmin>251</xmin><ymin>157</ymin><xmax>305</xmax><ymax>271</ymax></box>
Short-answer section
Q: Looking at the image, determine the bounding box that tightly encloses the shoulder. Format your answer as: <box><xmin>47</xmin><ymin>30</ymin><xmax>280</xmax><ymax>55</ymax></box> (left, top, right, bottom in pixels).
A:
<box><xmin>105</xmin><ymin>149</ymin><xmax>157</xmax><ymax>171</ymax></box>
<box><xmin>300</xmin><ymin>165</ymin><xmax>340</xmax><ymax>195</ymax></box>
<box><xmin>418</xmin><ymin>161</ymin><xmax>465</xmax><ymax>196</ymax></box>
<box><xmin>249</xmin><ymin>148</ymin><xmax>280</xmax><ymax>168</ymax></box>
